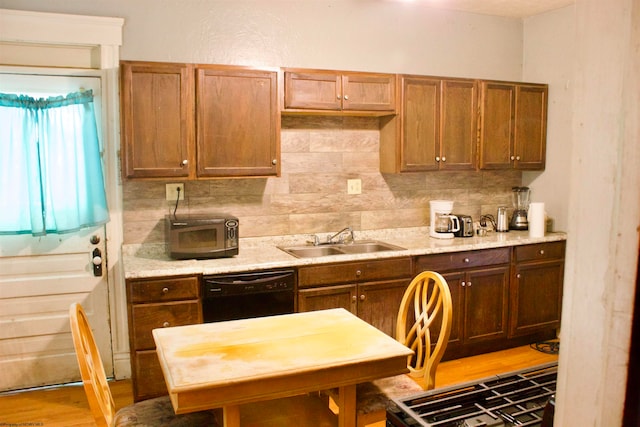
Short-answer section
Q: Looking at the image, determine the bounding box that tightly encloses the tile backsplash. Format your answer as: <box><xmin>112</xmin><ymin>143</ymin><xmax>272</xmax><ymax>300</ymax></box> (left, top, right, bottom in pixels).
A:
<box><xmin>122</xmin><ymin>116</ymin><xmax>522</xmax><ymax>244</ymax></box>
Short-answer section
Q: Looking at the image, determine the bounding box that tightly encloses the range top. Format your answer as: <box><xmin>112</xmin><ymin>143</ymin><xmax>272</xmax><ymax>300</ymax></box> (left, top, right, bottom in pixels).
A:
<box><xmin>387</xmin><ymin>362</ymin><xmax>557</xmax><ymax>427</ymax></box>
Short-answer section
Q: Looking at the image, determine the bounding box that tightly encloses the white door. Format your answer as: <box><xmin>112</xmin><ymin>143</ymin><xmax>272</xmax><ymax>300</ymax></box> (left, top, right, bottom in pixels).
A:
<box><xmin>0</xmin><ymin>74</ymin><xmax>112</xmax><ymax>391</ymax></box>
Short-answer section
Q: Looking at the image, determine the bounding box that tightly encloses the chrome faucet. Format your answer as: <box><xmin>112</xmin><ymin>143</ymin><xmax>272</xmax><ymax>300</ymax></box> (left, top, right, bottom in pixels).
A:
<box><xmin>327</xmin><ymin>227</ymin><xmax>355</xmax><ymax>244</ymax></box>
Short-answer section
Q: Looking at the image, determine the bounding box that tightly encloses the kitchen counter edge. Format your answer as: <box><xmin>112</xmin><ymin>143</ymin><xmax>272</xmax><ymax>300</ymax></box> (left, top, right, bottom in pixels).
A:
<box><xmin>122</xmin><ymin>228</ymin><xmax>567</xmax><ymax>279</ymax></box>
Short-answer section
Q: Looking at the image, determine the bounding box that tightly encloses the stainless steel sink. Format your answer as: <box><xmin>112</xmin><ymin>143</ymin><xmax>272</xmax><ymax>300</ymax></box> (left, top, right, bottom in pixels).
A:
<box><xmin>278</xmin><ymin>240</ymin><xmax>406</xmax><ymax>258</ymax></box>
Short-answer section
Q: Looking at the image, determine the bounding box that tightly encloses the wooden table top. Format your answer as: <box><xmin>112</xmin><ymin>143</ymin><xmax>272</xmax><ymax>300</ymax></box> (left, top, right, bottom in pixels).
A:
<box><xmin>153</xmin><ymin>308</ymin><xmax>413</xmax><ymax>412</ymax></box>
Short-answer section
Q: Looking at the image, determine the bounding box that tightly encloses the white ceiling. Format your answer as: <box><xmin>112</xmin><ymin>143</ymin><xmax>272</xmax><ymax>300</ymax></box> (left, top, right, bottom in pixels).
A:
<box><xmin>400</xmin><ymin>0</ymin><xmax>575</xmax><ymax>18</ymax></box>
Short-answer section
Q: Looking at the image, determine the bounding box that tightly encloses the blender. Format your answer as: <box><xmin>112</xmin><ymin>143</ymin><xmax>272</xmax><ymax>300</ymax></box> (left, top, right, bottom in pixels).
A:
<box><xmin>509</xmin><ymin>186</ymin><xmax>531</xmax><ymax>230</ymax></box>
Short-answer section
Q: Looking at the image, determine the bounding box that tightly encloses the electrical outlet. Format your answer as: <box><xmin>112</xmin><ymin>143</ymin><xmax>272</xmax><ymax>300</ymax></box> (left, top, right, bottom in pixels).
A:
<box><xmin>347</xmin><ymin>179</ymin><xmax>362</xmax><ymax>195</ymax></box>
<box><xmin>166</xmin><ymin>183</ymin><xmax>185</xmax><ymax>201</ymax></box>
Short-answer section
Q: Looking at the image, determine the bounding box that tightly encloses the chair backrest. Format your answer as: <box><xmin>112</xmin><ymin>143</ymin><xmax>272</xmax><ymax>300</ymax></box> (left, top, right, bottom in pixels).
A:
<box><xmin>395</xmin><ymin>271</ymin><xmax>453</xmax><ymax>390</ymax></box>
<box><xmin>69</xmin><ymin>302</ymin><xmax>116</xmax><ymax>427</ymax></box>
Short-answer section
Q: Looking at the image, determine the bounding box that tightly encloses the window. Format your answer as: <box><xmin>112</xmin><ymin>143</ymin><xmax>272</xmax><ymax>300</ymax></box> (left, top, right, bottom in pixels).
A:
<box><xmin>0</xmin><ymin>89</ymin><xmax>109</xmax><ymax>235</ymax></box>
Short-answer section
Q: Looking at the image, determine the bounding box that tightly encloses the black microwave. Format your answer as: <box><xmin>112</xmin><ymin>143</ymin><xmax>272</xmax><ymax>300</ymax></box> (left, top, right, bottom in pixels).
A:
<box><xmin>166</xmin><ymin>215</ymin><xmax>239</xmax><ymax>260</ymax></box>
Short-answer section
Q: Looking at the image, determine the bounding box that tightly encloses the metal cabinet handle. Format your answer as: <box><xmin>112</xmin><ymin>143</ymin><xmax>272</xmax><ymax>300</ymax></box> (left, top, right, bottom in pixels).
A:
<box><xmin>337</xmin><ymin>94</ymin><xmax>342</xmax><ymax>100</ymax></box>
<box><xmin>539</xmin><ymin>249</ymin><xmax>545</xmax><ymax>255</ymax></box>
<box><xmin>516</xmin><ymin>156</ymin><xmax>521</xmax><ymax>160</ymax></box>
<box><xmin>181</xmin><ymin>159</ymin><xmax>188</xmax><ymax>166</ymax></box>
<box><xmin>355</xmin><ymin>270</ymin><xmax>362</xmax><ymax>277</ymax></box>
<box><xmin>435</xmin><ymin>156</ymin><xmax>440</xmax><ymax>162</ymax></box>
<box><xmin>510</xmin><ymin>156</ymin><xmax>515</xmax><ymax>161</ymax></box>
<box><xmin>442</xmin><ymin>156</ymin><xmax>446</xmax><ymax>162</ymax></box>
<box><xmin>163</xmin><ymin>321</ymin><xmax>170</xmax><ymax>328</ymax></box>
<box><xmin>467</xmin><ymin>281</ymin><xmax>472</xmax><ymax>287</ymax></box>
<box><xmin>162</xmin><ymin>287</ymin><xmax>169</xmax><ymax>294</ymax></box>
<box><xmin>464</xmin><ymin>258</ymin><xmax>470</xmax><ymax>263</ymax></box>
<box><xmin>352</xmin><ymin>295</ymin><xmax>357</xmax><ymax>303</ymax></box>
<box><xmin>461</xmin><ymin>281</ymin><xmax>466</xmax><ymax>287</ymax></box>
<box><xmin>360</xmin><ymin>294</ymin><xmax>365</xmax><ymax>301</ymax></box>
<box><xmin>271</xmin><ymin>159</ymin><xmax>277</xmax><ymax>165</ymax></box>
<box><xmin>344</xmin><ymin>95</ymin><xmax>349</xmax><ymax>100</ymax></box>
<box><xmin>517</xmin><ymin>273</ymin><xmax>521</xmax><ymax>279</ymax></box>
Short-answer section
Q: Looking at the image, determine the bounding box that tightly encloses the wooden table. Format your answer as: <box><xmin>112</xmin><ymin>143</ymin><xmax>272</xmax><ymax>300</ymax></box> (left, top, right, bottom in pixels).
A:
<box><xmin>152</xmin><ymin>308</ymin><xmax>413</xmax><ymax>427</ymax></box>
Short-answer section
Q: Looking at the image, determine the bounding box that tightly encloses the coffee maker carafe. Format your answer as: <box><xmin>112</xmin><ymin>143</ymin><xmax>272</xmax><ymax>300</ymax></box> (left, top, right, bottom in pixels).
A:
<box><xmin>430</xmin><ymin>200</ymin><xmax>460</xmax><ymax>239</ymax></box>
<box><xmin>509</xmin><ymin>186</ymin><xmax>530</xmax><ymax>230</ymax></box>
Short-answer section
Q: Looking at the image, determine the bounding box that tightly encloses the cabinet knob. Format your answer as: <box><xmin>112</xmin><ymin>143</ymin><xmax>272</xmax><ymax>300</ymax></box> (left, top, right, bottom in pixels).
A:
<box><xmin>517</xmin><ymin>273</ymin><xmax>521</xmax><ymax>279</ymax></box>
<box><xmin>539</xmin><ymin>249</ymin><xmax>545</xmax><ymax>255</ymax></box>
<box><xmin>516</xmin><ymin>156</ymin><xmax>521</xmax><ymax>160</ymax></box>
<box><xmin>181</xmin><ymin>159</ymin><xmax>188</xmax><ymax>166</ymax></box>
<box><xmin>441</xmin><ymin>156</ymin><xmax>446</xmax><ymax>162</ymax></box>
<box><xmin>344</xmin><ymin>95</ymin><xmax>349</xmax><ymax>100</ymax></box>
<box><xmin>271</xmin><ymin>159</ymin><xmax>277</xmax><ymax>165</ymax></box>
<box><xmin>360</xmin><ymin>294</ymin><xmax>366</xmax><ymax>301</ymax></box>
<box><xmin>510</xmin><ymin>156</ymin><xmax>515</xmax><ymax>161</ymax></box>
<box><xmin>352</xmin><ymin>295</ymin><xmax>357</xmax><ymax>303</ymax></box>
<box><xmin>461</xmin><ymin>281</ymin><xmax>466</xmax><ymax>287</ymax></box>
<box><xmin>163</xmin><ymin>321</ymin><xmax>170</xmax><ymax>328</ymax></box>
<box><xmin>337</xmin><ymin>94</ymin><xmax>342</xmax><ymax>100</ymax></box>
<box><xmin>162</xmin><ymin>287</ymin><xmax>169</xmax><ymax>294</ymax></box>
<box><xmin>355</xmin><ymin>270</ymin><xmax>362</xmax><ymax>277</ymax></box>
<box><xmin>435</xmin><ymin>156</ymin><xmax>440</xmax><ymax>162</ymax></box>
<box><xmin>464</xmin><ymin>258</ymin><xmax>470</xmax><ymax>263</ymax></box>
<box><xmin>467</xmin><ymin>281</ymin><xmax>472</xmax><ymax>287</ymax></box>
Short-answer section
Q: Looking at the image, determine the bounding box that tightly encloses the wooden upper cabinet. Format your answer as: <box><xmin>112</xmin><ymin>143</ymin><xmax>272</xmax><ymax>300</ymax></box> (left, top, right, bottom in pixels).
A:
<box><xmin>120</xmin><ymin>61</ymin><xmax>195</xmax><ymax>179</ymax></box>
<box><xmin>196</xmin><ymin>66</ymin><xmax>280</xmax><ymax>177</ymax></box>
<box><xmin>283</xmin><ymin>69</ymin><xmax>396</xmax><ymax>114</ymax></box>
<box><xmin>120</xmin><ymin>61</ymin><xmax>280</xmax><ymax>179</ymax></box>
<box><xmin>380</xmin><ymin>75</ymin><xmax>477</xmax><ymax>173</ymax></box>
<box><xmin>479</xmin><ymin>81</ymin><xmax>547</xmax><ymax>170</ymax></box>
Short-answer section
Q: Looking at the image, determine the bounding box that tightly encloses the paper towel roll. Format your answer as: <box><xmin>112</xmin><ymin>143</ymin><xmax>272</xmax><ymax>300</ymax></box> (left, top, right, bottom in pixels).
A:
<box><xmin>529</xmin><ymin>202</ymin><xmax>545</xmax><ymax>237</ymax></box>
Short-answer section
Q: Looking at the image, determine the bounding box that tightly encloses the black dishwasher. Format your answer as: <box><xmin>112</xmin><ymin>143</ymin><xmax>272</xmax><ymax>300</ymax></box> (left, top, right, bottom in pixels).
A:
<box><xmin>201</xmin><ymin>269</ymin><xmax>295</xmax><ymax>323</ymax></box>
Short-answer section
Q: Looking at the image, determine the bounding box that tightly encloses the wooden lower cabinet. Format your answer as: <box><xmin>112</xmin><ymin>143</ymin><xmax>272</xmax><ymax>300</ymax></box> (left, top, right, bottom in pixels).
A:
<box><xmin>509</xmin><ymin>241</ymin><xmax>565</xmax><ymax>337</ymax></box>
<box><xmin>416</xmin><ymin>249</ymin><xmax>510</xmax><ymax>358</ymax></box>
<box><xmin>126</xmin><ymin>275</ymin><xmax>202</xmax><ymax>402</ymax></box>
<box><xmin>297</xmin><ymin>257</ymin><xmax>412</xmax><ymax>336</ymax></box>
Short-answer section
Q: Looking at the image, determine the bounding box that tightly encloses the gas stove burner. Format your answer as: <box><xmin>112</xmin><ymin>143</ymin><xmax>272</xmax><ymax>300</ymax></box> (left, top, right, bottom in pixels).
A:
<box><xmin>387</xmin><ymin>362</ymin><xmax>557</xmax><ymax>427</ymax></box>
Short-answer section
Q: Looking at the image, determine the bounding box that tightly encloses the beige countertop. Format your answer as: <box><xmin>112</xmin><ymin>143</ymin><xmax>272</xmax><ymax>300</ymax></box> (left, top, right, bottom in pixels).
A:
<box><xmin>123</xmin><ymin>227</ymin><xmax>567</xmax><ymax>279</ymax></box>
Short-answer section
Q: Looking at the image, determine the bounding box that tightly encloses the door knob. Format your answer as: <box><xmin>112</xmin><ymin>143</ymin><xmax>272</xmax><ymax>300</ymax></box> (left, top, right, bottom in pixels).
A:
<box><xmin>92</xmin><ymin>248</ymin><xmax>102</xmax><ymax>277</ymax></box>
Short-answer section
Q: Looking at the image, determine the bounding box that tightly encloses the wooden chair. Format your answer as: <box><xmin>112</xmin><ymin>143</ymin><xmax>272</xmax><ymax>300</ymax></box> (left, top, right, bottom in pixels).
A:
<box><xmin>353</xmin><ymin>271</ymin><xmax>453</xmax><ymax>427</ymax></box>
<box><xmin>69</xmin><ymin>302</ymin><xmax>337</xmax><ymax>427</ymax></box>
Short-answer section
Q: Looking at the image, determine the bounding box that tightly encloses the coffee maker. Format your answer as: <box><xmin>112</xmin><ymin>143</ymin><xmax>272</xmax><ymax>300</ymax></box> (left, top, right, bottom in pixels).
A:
<box><xmin>429</xmin><ymin>200</ymin><xmax>460</xmax><ymax>239</ymax></box>
<box><xmin>509</xmin><ymin>186</ymin><xmax>531</xmax><ymax>230</ymax></box>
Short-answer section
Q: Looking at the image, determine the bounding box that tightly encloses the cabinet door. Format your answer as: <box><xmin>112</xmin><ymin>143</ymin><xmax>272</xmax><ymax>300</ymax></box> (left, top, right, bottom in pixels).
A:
<box><xmin>510</xmin><ymin>260</ymin><xmax>564</xmax><ymax>337</ymax></box>
<box><xmin>342</xmin><ymin>73</ymin><xmax>396</xmax><ymax>112</ymax></box>
<box><xmin>130</xmin><ymin>301</ymin><xmax>201</xmax><ymax>350</ymax></box>
<box><xmin>400</xmin><ymin>76</ymin><xmax>440</xmax><ymax>171</ymax></box>
<box><xmin>514</xmin><ymin>84</ymin><xmax>547</xmax><ymax>170</ymax></box>
<box><xmin>358</xmin><ymin>279</ymin><xmax>410</xmax><ymax>337</ymax></box>
<box><xmin>196</xmin><ymin>67</ymin><xmax>279</xmax><ymax>177</ymax></box>
<box><xmin>298</xmin><ymin>284</ymin><xmax>357</xmax><ymax>315</ymax></box>
<box><xmin>284</xmin><ymin>71</ymin><xmax>342</xmax><ymax>110</ymax></box>
<box><xmin>440</xmin><ymin>79</ymin><xmax>478</xmax><ymax>170</ymax></box>
<box><xmin>120</xmin><ymin>61</ymin><xmax>194</xmax><ymax>179</ymax></box>
<box><xmin>463</xmin><ymin>266</ymin><xmax>509</xmax><ymax>344</ymax></box>
<box><xmin>440</xmin><ymin>272</ymin><xmax>465</xmax><ymax>348</ymax></box>
<box><xmin>479</xmin><ymin>82</ymin><xmax>515</xmax><ymax>170</ymax></box>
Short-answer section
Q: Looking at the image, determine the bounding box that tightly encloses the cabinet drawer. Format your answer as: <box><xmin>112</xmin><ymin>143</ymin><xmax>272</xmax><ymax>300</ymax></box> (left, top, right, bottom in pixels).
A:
<box><xmin>298</xmin><ymin>257</ymin><xmax>412</xmax><ymax>288</ymax></box>
<box><xmin>131</xmin><ymin>301</ymin><xmax>201</xmax><ymax>349</ymax></box>
<box><xmin>128</xmin><ymin>276</ymin><xmax>199</xmax><ymax>303</ymax></box>
<box><xmin>514</xmin><ymin>241</ymin><xmax>565</xmax><ymax>262</ymax></box>
<box><xmin>416</xmin><ymin>248</ymin><xmax>510</xmax><ymax>272</ymax></box>
<box><xmin>133</xmin><ymin>349</ymin><xmax>168</xmax><ymax>401</ymax></box>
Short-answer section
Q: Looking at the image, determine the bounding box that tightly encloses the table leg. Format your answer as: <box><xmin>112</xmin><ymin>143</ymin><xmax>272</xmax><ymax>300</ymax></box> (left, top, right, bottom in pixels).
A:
<box><xmin>223</xmin><ymin>405</ymin><xmax>240</xmax><ymax>427</ymax></box>
<box><xmin>337</xmin><ymin>384</ymin><xmax>357</xmax><ymax>427</ymax></box>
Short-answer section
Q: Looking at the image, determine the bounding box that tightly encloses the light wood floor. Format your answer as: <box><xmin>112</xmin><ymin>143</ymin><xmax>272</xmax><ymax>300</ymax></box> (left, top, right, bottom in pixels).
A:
<box><xmin>0</xmin><ymin>344</ymin><xmax>558</xmax><ymax>427</ymax></box>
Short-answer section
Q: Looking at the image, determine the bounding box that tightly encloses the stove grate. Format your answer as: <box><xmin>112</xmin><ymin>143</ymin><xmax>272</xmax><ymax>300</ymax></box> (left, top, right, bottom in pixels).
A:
<box><xmin>388</xmin><ymin>362</ymin><xmax>557</xmax><ymax>427</ymax></box>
